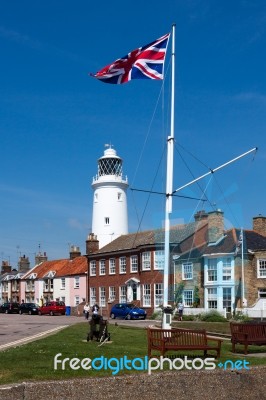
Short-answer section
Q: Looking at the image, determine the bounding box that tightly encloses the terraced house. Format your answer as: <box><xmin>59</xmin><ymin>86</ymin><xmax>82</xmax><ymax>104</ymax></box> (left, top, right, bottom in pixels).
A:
<box><xmin>0</xmin><ymin>256</ymin><xmax>31</xmax><ymax>303</ymax></box>
<box><xmin>86</xmin><ymin>211</ymin><xmax>266</xmax><ymax>318</ymax></box>
<box><xmin>21</xmin><ymin>246</ymin><xmax>87</xmax><ymax>307</ymax></box>
<box><xmin>174</xmin><ymin>212</ymin><xmax>266</xmax><ymax>315</ymax></box>
<box><xmin>86</xmin><ymin>214</ymin><xmax>209</xmax><ymax>318</ymax></box>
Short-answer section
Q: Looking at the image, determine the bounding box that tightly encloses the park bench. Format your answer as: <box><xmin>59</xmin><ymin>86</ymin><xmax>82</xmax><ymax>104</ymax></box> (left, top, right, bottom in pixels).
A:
<box><xmin>147</xmin><ymin>327</ymin><xmax>223</xmax><ymax>358</ymax></box>
<box><xmin>230</xmin><ymin>322</ymin><xmax>266</xmax><ymax>355</ymax></box>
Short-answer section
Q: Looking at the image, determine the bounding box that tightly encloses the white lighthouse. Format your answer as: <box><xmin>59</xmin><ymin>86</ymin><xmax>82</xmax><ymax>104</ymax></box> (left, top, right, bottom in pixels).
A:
<box><xmin>91</xmin><ymin>145</ymin><xmax>129</xmax><ymax>248</ymax></box>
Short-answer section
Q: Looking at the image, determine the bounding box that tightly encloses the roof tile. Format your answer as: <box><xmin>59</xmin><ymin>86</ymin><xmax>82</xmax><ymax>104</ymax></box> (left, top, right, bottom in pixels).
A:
<box><xmin>22</xmin><ymin>256</ymin><xmax>87</xmax><ymax>279</ymax></box>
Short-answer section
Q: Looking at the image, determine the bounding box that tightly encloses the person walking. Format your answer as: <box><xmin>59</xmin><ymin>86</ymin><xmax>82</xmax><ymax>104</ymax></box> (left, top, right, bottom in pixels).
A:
<box><xmin>178</xmin><ymin>302</ymin><xmax>184</xmax><ymax>321</ymax></box>
<box><xmin>83</xmin><ymin>302</ymin><xmax>90</xmax><ymax>320</ymax></box>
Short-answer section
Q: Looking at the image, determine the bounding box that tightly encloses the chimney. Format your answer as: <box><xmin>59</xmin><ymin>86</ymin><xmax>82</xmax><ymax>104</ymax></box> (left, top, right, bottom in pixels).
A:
<box><xmin>208</xmin><ymin>210</ymin><xmax>224</xmax><ymax>244</ymax></box>
<box><xmin>86</xmin><ymin>233</ymin><xmax>99</xmax><ymax>254</ymax></box>
<box><xmin>18</xmin><ymin>255</ymin><xmax>30</xmax><ymax>272</ymax></box>
<box><xmin>194</xmin><ymin>210</ymin><xmax>208</xmax><ymax>222</ymax></box>
<box><xmin>253</xmin><ymin>215</ymin><xmax>266</xmax><ymax>237</ymax></box>
<box><xmin>35</xmin><ymin>251</ymin><xmax>48</xmax><ymax>265</ymax></box>
<box><xmin>1</xmin><ymin>261</ymin><xmax>11</xmax><ymax>274</ymax></box>
<box><xmin>69</xmin><ymin>246</ymin><xmax>81</xmax><ymax>260</ymax></box>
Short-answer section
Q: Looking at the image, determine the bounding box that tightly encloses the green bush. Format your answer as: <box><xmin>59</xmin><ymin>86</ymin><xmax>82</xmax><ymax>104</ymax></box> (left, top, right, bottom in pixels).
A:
<box><xmin>230</xmin><ymin>311</ymin><xmax>252</xmax><ymax>322</ymax></box>
<box><xmin>200</xmin><ymin>310</ymin><xmax>227</xmax><ymax>322</ymax></box>
<box><xmin>150</xmin><ymin>311</ymin><xmax>162</xmax><ymax>320</ymax></box>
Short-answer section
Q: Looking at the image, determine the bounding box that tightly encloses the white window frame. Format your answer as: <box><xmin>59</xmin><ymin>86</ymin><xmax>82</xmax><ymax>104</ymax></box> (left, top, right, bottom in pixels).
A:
<box><xmin>183</xmin><ymin>289</ymin><xmax>193</xmax><ymax>306</ymax></box>
<box><xmin>223</xmin><ymin>287</ymin><xmax>232</xmax><ymax>312</ymax></box>
<box><xmin>154</xmin><ymin>250</ymin><xmax>164</xmax><ymax>270</ymax></box>
<box><xmin>143</xmin><ymin>284</ymin><xmax>151</xmax><ymax>307</ymax></box>
<box><xmin>100</xmin><ymin>260</ymin><xmax>106</xmax><ymax>275</ymax></box>
<box><xmin>74</xmin><ymin>296</ymin><xmax>80</xmax><ymax>306</ymax></box>
<box><xmin>44</xmin><ymin>279</ymin><xmax>49</xmax><ymax>292</ymax></box>
<box><xmin>109</xmin><ymin>286</ymin><xmax>116</xmax><ymax>302</ymax></box>
<box><xmin>74</xmin><ymin>277</ymin><xmax>80</xmax><ymax>289</ymax></box>
<box><xmin>142</xmin><ymin>252</ymin><xmax>151</xmax><ymax>271</ymax></box>
<box><xmin>222</xmin><ymin>258</ymin><xmax>232</xmax><ymax>281</ymax></box>
<box><xmin>258</xmin><ymin>289</ymin><xmax>266</xmax><ymax>298</ymax></box>
<box><xmin>130</xmin><ymin>255</ymin><xmax>138</xmax><ymax>273</ymax></box>
<box><xmin>61</xmin><ymin>278</ymin><xmax>66</xmax><ymax>290</ymax></box>
<box><xmin>109</xmin><ymin>259</ymin><xmax>116</xmax><ymax>275</ymax></box>
<box><xmin>26</xmin><ymin>280</ymin><xmax>34</xmax><ymax>291</ymax></box>
<box><xmin>154</xmin><ymin>283</ymin><xmax>163</xmax><ymax>307</ymax></box>
<box><xmin>99</xmin><ymin>287</ymin><xmax>106</xmax><ymax>307</ymax></box>
<box><xmin>119</xmin><ymin>257</ymin><xmax>126</xmax><ymax>274</ymax></box>
<box><xmin>182</xmin><ymin>262</ymin><xmax>193</xmax><ymax>280</ymax></box>
<box><xmin>207</xmin><ymin>259</ymin><xmax>217</xmax><ymax>282</ymax></box>
<box><xmin>90</xmin><ymin>287</ymin><xmax>96</xmax><ymax>305</ymax></box>
<box><xmin>120</xmin><ymin>286</ymin><xmax>127</xmax><ymax>303</ymax></box>
<box><xmin>207</xmin><ymin>287</ymin><xmax>218</xmax><ymax>309</ymax></box>
<box><xmin>90</xmin><ymin>261</ymin><xmax>96</xmax><ymax>276</ymax></box>
<box><xmin>258</xmin><ymin>259</ymin><xmax>266</xmax><ymax>278</ymax></box>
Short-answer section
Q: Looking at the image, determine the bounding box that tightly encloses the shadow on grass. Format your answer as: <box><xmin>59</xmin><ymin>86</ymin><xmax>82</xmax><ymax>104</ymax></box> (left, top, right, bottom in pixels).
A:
<box><xmin>0</xmin><ymin>322</ymin><xmax>265</xmax><ymax>385</ymax></box>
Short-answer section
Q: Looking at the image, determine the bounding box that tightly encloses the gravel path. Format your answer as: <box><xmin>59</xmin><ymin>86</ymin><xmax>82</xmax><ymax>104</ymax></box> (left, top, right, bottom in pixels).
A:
<box><xmin>1</xmin><ymin>366</ymin><xmax>265</xmax><ymax>400</ymax></box>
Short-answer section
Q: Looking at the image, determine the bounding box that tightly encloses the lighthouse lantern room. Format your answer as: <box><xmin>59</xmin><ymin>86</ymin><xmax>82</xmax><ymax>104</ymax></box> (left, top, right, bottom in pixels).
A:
<box><xmin>91</xmin><ymin>145</ymin><xmax>129</xmax><ymax>248</ymax></box>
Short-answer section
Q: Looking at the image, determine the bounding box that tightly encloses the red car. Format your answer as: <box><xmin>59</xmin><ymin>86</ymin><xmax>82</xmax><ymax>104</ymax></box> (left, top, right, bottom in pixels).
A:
<box><xmin>38</xmin><ymin>301</ymin><xmax>66</xmax><ymax>316</ymax></box>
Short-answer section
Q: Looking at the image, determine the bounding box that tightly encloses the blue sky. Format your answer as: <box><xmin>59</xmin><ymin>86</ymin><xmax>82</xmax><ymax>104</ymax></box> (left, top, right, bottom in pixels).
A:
<box><xmin>1</xmin><ymin>1</ymin><xmax>266</xmax><ymax>267</ymax></box>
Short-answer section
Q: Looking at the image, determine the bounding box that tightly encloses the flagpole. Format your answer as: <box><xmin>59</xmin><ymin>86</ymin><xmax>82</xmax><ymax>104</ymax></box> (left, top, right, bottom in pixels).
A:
<box><xmin>162</xmin><ymin>24</ymin><xmax>175</xmax><ymax>329</ymax></box>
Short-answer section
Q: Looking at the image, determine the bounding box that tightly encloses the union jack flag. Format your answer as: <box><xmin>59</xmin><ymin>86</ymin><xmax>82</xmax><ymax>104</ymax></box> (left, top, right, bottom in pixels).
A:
<box><xmin>91</xmin><ymin>33</ymin><xmax>170</xmax><ymax>84</ymax></box>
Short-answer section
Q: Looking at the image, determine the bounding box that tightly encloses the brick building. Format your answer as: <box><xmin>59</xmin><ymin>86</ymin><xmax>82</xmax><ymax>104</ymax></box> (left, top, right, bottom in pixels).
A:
<box><xmin>174</xmin><ymin>213</ymin><xmax>266</xmax><ymax>313</ymax></box>
<box><xmin>86</xmin><ymin>217</ymin><xmax>208</xmax><ymax>317</ymax></box>
<box><xmin>87</xmin><ymin>211</ymin><xmax>266</xmax><ymax>317</ymax></box>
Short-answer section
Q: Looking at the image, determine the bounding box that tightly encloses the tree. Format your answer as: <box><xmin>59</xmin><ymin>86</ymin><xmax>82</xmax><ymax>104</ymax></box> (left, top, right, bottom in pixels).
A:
<box><xmin>193</xmin><ymin>286</ymin><xmax>200</xmax><ymax>308</ymax></box>
<box><xmin>174</xmin><ymin>282</ymin><xmax>184</xmax><ymax>305</ymax></box>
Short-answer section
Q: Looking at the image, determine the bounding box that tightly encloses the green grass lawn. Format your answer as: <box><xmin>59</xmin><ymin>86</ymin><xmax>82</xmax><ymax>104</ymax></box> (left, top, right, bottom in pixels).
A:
<box><xmin>172</xmin><ymin>321</ymin><xmax>231</xmax><ymax>334</ymax></box>
<box><xmin>0</xmin><ymin>321</ymin><xmax>265</xmax><ymax>385</ymax></box>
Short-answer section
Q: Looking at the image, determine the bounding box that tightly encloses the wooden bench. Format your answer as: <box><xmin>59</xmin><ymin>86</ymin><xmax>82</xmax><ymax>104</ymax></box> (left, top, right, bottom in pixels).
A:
<box><xmin>230</xmin><ymin>322</ymin><xmax>266</xmax><ymax>355</ymax></box>
<box><xmin>147</xmin><ymin>328</ymin><xmax>223</xmax><ymax>358</ymax></box>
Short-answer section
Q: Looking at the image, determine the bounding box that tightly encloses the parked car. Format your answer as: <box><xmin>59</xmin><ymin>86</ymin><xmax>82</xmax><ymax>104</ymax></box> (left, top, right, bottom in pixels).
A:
<box><xmin>19</xmin><ymin>303</ymin><xmax>39</xmax><ymax>315</ymax></box>
<box><xmin>38</xmin><ymin>301</ymin><xmax>66</xmax><ymax>316</ymax></box>
<box><xmin>0</xmin><ymin>302</ymin><xmax>20</xmax><ymax>314</ymax></box>
<box><xmin>110</xmin><ymin>303</ymin><xmax>147</xmax><ymax>320</ymax></box>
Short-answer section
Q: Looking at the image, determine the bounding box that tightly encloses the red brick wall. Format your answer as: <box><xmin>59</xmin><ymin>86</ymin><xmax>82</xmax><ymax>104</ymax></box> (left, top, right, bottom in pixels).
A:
<box><xmin>88</xmin><ymin>248</ymin><xmax>166</xmax><ymax>317</ymax></box>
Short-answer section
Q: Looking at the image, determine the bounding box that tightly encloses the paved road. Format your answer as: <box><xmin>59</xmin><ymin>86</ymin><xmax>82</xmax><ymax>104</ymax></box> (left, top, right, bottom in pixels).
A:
<box><xmin>0</xmin><ymin>313</ymin><xmax>157</xmax><ymax>350</ymax></box>
<box><xmin>0</xmin><ymin>314</ymin><xmax>83</xmax><ymax>350</ymax></box>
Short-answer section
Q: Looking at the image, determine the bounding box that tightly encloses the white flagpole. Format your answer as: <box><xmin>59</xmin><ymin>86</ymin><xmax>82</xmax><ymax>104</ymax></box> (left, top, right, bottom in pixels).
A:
<box><xmin>162</xmin><ymin>24</ymin><xmax>175</xmax><ymax>329</ymax></box>
<box><xmin>241</xmin><ymin>228</ymin><xmax>247</xmax><ymax>307</ymax></box>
